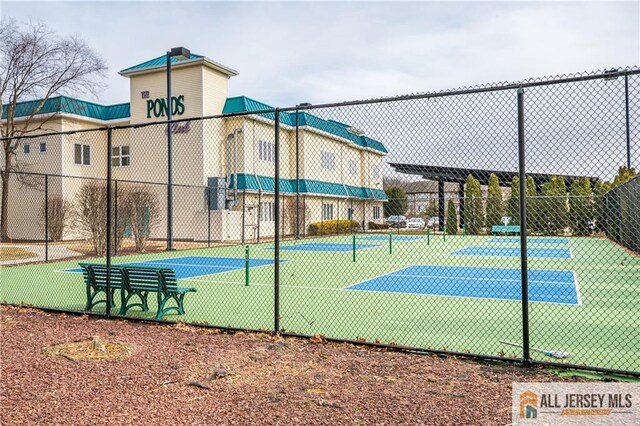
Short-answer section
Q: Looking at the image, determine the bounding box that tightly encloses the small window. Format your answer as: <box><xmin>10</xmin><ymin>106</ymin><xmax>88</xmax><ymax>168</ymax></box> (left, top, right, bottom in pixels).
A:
<box><xmin>348</xmin><ymin>160</ymin><xmax>358</xmax><ymax>176</ymax></box>
<box><xmin>322</xmin><ymin>203</ymin><xmax>334</xmax><ymax>220</ymax></box>
<box><xmin>23</xmin><ymin>144</ymin><xmax>30</xmax><ymax>154</ymax></box>
<box><xmin>372</xmin><ymin>165</ymin><xmax>380</xmax><ymax>179</ymax></box>
<box><xmin>75</xmin><ymin>143</ymin><xmax>90</xmax><ymax>165</ymax></box>
<box><xmin>373</xmin><ymin>206</ymin><xmax>381</xmax><ymax>220</ymax></box>
<box><xmin>347</xmin><ymin>208</ymin><xmax>354</xmax><ymax>220</ymax></box>
<box><xmin>321</xmin><ymin>151</ymin><xmax>335</xmax><ymax>170</ymax></box>
<box><xmin>40</xmin><ymin>142</ymin><xmax>46</xmax><ymax>153</ymax></box>
<box><xmin>259</xmin><ymin>141</ymin><xmax>275</xmax><ymax>163</ymax></box>
<box><xmin>112</xmin><ymin>146</ymin><xmax>130</xmax><ymax>167</ymax></box>
<box><xmin>74</xmin><ymin>144</ymin><xmax>82</xmax><ymax>164</ymax></box>
<box><xmin>82</xmin><ymin>144</ymin><xmax>91</xmax><ymax>165</ymax></box>
<box><xmin>260</xmin><ymin>202</ymin><xmax>275</xmax><ymax>222</ymax></box>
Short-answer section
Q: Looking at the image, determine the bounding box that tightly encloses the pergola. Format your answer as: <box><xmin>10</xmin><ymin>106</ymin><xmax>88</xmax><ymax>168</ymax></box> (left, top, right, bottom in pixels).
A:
<box><xmin>389</xmin><ymin>163</ymin><xmax>599</xmax><ymax>231</ymax></box>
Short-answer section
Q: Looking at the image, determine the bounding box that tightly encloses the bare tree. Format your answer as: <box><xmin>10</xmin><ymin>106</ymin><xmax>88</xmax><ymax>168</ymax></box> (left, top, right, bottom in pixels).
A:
<box><xmin>120</xmin><ymin>185</ymin><xmax>160</xmax><ymax>252</ymax></box>
<box><xmin>75</xmin><ymin>182</ymin><xmax>108</xmax><ymax>256</ymax></box>
<box><xmin>40</xmin><ymin>195</ymin><xmax>73</xmax><ymax>242</ymax></box>
<box><xmin>0</xmin><ymin>19</ymin><xmax>107</xmax><ymax>241</ymax></box>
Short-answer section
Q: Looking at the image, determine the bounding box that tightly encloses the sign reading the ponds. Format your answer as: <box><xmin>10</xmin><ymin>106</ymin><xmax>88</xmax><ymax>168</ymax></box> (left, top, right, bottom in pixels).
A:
<box><xmin>146</xmin><ymin>95</ymin><xmax>185</xmax><ymax>118</ymax></box>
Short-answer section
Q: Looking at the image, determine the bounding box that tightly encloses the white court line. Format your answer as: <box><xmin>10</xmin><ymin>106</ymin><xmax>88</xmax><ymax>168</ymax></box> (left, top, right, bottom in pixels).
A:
<box><xmin>341</xmin><ymin>286</ymin><xmax>580</xmax><ymax>306</ymax></box>
<box><xmin>382</xmin><ymin>272</ymin><xmax>576</xmax><ymax>286</ymax></box>
<box><xmin>573</xmin><ymin>271</ymin><xmax>582</xmax><ymax>305</ymax></box>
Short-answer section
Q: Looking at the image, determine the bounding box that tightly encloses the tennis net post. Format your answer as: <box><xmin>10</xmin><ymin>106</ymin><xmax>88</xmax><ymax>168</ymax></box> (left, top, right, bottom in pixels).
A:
<box><xmin>245</xmin><ymin>245</ymin><xmax>250</xmax><ymax>287</ymax></box>
<box><xmin>352</xmin><ymin>235</ymin><xmax>356</xmax><ymax>262</ymax></box>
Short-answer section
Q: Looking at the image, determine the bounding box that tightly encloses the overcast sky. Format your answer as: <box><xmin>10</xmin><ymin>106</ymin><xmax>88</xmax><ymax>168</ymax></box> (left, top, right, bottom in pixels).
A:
<box><xmin>2</xmin><ymin>1</ymin><xmax>639</xmax><ymax>107</ymax></box>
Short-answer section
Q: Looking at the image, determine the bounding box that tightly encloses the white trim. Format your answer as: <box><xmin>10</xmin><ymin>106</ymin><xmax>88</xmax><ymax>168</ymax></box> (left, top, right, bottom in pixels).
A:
<box><xmin>5</xmin><ymin>111</ymin><xmax>129</xmax><ymax>126</ymax></box>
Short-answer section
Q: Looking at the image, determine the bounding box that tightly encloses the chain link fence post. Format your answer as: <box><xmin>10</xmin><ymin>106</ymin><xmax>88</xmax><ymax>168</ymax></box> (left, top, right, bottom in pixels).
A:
<box><xmin>274</xmin><ymin>108</ymin><xmax>281</xmax><ymax>334</ymax></box>
<box><xmin>517</xmin><ymin>87</ymin><xmax>530</xmax><ymax>363</ymax></box>
<box><xmin>105</xmin><ymin>127</ymin><xmax>113</xmax><ymax>317</ymax></box>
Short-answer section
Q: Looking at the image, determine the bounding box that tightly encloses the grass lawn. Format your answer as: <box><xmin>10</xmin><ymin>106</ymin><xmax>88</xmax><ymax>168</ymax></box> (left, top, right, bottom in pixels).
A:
<box><xmin>1</xmin><ymin>233</ymin><xmax>638</xmax><ymax>373</ymax></box>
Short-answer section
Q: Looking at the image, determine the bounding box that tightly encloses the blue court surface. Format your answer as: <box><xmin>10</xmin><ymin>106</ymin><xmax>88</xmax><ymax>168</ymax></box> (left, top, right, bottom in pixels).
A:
<box><xmin>65</xmin><ymin>256</ymin><xmax>277</xmax><ymax>279</ymax></box>
<box><xmin>358</xmin><ymin>235</ymin><xmax>424</xmax><ymax>241</ymax></box>
<box><xmin>346</xmin><ymin>265</ymin><xmax>579</xmax><ymax>304</ymax></box>
<box><xmin>488</xmin><ymin>237</ymin><xmax>569</xmax><ymax>245</ymax></box>
<box><xmin>276</xmin><ymin>243</ymin><xmax>378</xmax><ymax>252</ymax></box>
<box><xmin>451</xmin><ymin>246</ymin><xmax>571</xmax><ymax>259</ymax></box>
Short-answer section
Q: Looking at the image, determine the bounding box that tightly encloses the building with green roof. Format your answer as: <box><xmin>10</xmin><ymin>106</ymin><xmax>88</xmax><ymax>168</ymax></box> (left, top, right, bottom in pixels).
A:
<box><xmin>2</xmin><ymin>49</ymin><xmax>387</xmax><ymax>242</ymax></box>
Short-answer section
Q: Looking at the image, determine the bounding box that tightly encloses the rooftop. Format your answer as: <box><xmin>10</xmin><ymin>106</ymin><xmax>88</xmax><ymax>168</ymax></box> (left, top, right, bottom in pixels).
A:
<box><xmin>119</xmin><ymin>53</ymin><xmax>238</xmax><ymax>77</ymax></box>
<box><xmin>389</xmin><ymin>163</ymin><xmax>599</xmax><ymax>187</ymax></box>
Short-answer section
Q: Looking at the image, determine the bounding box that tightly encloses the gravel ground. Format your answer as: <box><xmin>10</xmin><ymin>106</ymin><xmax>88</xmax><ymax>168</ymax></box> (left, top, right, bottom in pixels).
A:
<box><xmin>1</xmin><ymin>305</ymin><xmax>581</xmax><ymax>425</ymax></box>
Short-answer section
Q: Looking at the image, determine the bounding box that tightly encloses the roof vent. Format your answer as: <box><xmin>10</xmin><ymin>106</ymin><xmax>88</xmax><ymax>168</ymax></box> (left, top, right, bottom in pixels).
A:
<box><xmin>347</xmin><ymin>127</ymin><xmax>365</xmax><ymax>136</ymax></box>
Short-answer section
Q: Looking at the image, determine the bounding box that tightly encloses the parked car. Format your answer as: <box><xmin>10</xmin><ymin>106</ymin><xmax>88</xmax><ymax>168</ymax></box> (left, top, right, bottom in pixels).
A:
<box><xmin>427</xmin><ymin>216</ymin><xmax>440</xmax><ymax>229</ymax></box>
<box><xmin>407</xmin><ymin>217</ymin><xmax>426</xmax><ymax>229</ymax></box>
<box><xmin>387</xmin><ymin>215</ymin><xmax>407</xmax><ymax>228</ymax></box>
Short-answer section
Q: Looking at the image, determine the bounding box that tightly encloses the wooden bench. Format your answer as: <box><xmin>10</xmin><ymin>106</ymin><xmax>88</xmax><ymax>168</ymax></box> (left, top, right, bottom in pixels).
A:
<box><xmin>78</xmin><ymin>263</ymin><xmax>197</xmax><ymax>320</ymax></box>
<box><xmin>491</xmin><ymin>225</ymin><xmax>521</xmax><ymax>235</ymax></box>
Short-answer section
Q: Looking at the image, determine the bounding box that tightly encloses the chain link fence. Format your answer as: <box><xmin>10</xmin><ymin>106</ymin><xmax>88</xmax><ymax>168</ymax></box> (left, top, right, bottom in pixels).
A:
<box><xmin>1</xmin><ymin>68</ymin><xmax>639</xmax><ymax>375</ymax></box>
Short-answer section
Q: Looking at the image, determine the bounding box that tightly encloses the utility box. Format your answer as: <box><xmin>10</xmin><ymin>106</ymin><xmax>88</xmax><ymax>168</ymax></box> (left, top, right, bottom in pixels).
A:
<box><xmin>207</xmin><ymin>177</ymin><xmax>227</xmax><ymax>211</ymax></box>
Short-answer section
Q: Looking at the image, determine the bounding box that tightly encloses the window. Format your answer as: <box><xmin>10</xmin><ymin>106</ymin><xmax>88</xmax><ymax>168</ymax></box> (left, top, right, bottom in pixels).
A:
<box><xmin>372</xmin><ymin>165</ymin><xmax>380</xmax><ymax>179</ymax></box>
<box><xmin>112</xmin><ymin>146</ymin><xmax>131</xmax><ymax>167</ymax></box>
<box><xmin>322</xmin><ymin>203</ymin><xmax>334</xmax><ymax>220</ymax></box>
<box><xmin>347</xmin><ymin>208</ymin><xmax>354</xmax><ymax>220</ymax></box>
<box><xmin>259</xmin><ymin>140</ymin><xmax>275</xmax><ymax>162</ymax></box>
<box><xmin>373</xmin><ymin>206</ymin><xmax>381</xmax><ymax>219</ymax></box>
<box><xmin>23</xmin><ymin>144</ymin><xmax>30</xmax><ymax>154</ymax></box>
<box><xmin>320</xmin><ymin>151</ymin><xmax>335</xmax><ymax>170</ymax></box>
<box><xmin>40</xmin><ymin>142</ymin><xmax>46</xmax><ymax>153</ymax></box>
<box><xmin>260</xmin><ymin>202</ymin><xmax>275</xmax><ymax>222</ymax></box>
<box><xmin>74</xmin><ymin>144</ymin><xmax>90</xmax><ymax>165</ymax></box>
<box><xmin>348</xmin><ymin>159</ymin><xmax>358</xmax><ymax>176</ymax></box>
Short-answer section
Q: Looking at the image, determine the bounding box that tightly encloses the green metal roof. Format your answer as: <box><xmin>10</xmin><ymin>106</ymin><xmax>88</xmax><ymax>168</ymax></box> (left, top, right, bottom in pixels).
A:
<box><xmin>222</xmin><ymin>96</ymin><xmax>388</xmax><ymax>154</ymax></box>
<box><xmin>2</xmin><ymin>95</ymin><xmax>130</xmax><ymax>121</ymax></box>
<box><xmin>119</xmin><ymin>53</ymin><xmax>204</xmax><ymax>74</ymax></box>
<box><xmin>229</xmin><ymin>173</ymin><xmax>387</xmax><ymax>200</ymax></box>
<box><xmin>4</xmin><ymin>95</ymin><xmax>388</xmax><ymax>156</ymax></box>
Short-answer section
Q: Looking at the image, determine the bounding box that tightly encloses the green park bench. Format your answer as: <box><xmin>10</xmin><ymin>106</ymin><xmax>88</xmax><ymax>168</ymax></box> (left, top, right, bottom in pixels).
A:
<box><xmin>491</xmin><ymin>225</ymin><xmax>521</xmax><ymax>235</ymax></box>
<box><xmin>78</xmin><ymin>263</ymin><xmax>197</xmax><ymax>320</ymax></box>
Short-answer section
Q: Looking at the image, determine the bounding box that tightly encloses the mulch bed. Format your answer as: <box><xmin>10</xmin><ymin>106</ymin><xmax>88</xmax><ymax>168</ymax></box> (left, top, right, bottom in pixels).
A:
<box><xmin>1</xmin><ymin>305</ymin><xmax>586</xmax><ymax>425</ymax></box>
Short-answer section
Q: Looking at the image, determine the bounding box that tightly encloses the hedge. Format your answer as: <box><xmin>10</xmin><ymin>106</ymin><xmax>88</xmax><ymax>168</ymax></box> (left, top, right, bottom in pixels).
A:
<box><xmin>308</xmin><ymin>219</ymin><xmax>360</xmax><ymax>235</ymax></box>
<box><xmin>368</xmin><ymin>221</ymin><xmax>389</xmax><ymax>230</ymax></box>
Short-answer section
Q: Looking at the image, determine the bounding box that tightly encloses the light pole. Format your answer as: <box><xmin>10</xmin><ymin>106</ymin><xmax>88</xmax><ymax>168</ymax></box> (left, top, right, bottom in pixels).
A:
<box><xmin>166</xmin><ymin>46</ymin><xmax>190</xmax><ymax>251</ymax></box>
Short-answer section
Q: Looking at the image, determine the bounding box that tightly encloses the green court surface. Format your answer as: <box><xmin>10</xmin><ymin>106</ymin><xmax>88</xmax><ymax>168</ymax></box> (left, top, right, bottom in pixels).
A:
<box><xmin>1</xmin><ymin>234</ymin><xmax>638</xmax><ymax>373</ymax></box>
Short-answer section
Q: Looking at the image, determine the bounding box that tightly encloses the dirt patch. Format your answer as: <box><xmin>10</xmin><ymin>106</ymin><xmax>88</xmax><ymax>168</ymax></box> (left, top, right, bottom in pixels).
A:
<box><xmin>41</xmin><ymin>336</ymin><xmax>134</xmax><ymax>362</ymax></box>
<box><xmin>0</xmin><ymin>305</ymin><xmax>601</xmax><ymax>425</ymax></box>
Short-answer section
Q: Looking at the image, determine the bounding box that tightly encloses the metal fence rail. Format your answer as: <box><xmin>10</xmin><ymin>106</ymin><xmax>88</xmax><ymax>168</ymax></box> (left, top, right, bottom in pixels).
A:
<box><xmin>1</xmin><ymin>68</ymin><xmax>639</xmax><ymax>376</ymax></box>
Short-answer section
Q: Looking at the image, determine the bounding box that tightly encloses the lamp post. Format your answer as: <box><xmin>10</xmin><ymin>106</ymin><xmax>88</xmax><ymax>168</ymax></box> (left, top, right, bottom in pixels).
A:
<box><xmin>166</xmin><ymin>46</ymin><xmax>190</xmax><ymax>251</ymax></box>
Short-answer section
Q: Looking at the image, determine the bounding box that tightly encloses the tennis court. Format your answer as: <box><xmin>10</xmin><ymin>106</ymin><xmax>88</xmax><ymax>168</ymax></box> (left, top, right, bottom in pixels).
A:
<box><xmin>64</xmin><ymin>256</ymin><xmax>277</xmax><ymax>279</ymax></box>
<box><xmin>451</xmin><ymin>246</ymin><xmax>572</xmax><ymax>258</ymax></box>
<box><xmin>488</xmin><ymin>237</ymin><xmax>569</xmax><ymax>245</ymax></box>
<box><xmin>276</xmin><ymin>242</ymin><xmax>378</xmax><ymax>252</ymax></box>
<box><xmin>1</xmin><ymin>234</ymin><xmax>638</xmax><ymax>372</ymax></box>
<box><xmin>346</xmin><ymin>265</ymin><xmax>579</xmax><ymax>304</ymax></box>
<box><xmin>358</xmin><ymin>235</ymin><xmax>424</xmax><ymax>241</ymax></box>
